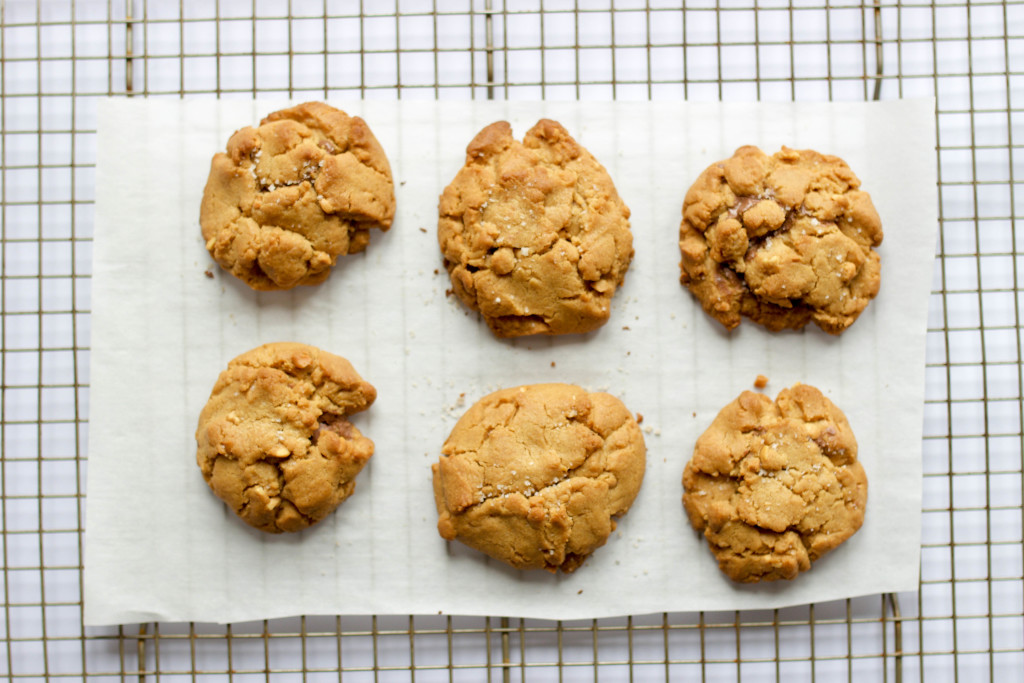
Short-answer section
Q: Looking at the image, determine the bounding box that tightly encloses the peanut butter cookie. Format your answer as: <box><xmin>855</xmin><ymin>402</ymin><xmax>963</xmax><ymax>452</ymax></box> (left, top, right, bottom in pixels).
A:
<box><xmin>682</xmin><ymin>384</ymin><xmax>867</xmax><ymax>582</ymax></box>
<box><xmin>439</xmin><ymin>120</ymin><xmax>634</xmax><ymax>337</ymax></box>
<box><xmin>196</xmin><ymin>343</ymin><xmax>376</xmax><ymax>533</ymax></box>
<box><xmin>201</xmin><ymin>102</ymin><xmax>395</xmax><ymax>290</ymax></box>
<box><xmin>679</xmin><ymin>146</ymin><xmax>883</xmax><ymax>334</ymax></box>
<box><xmin>432</xmin><ymin>383</ymin><xmax>646</xmax><ymax>572</ymax></box>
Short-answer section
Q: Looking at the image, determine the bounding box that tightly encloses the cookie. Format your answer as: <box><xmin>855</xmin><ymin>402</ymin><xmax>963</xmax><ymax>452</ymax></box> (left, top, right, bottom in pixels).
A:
<box><xmin>200</xmin><ymin>102</ymin><xmax>395</xmax><ymax>290</ymax></box>
<box><xmin>195</xmin><ymin>342</ymin><xmax>376</xmax><ymax>533</ymax></box>
<box><xmin>438</xmin><ymin>119</ymin><xmax>634</xmax><ymax>337</ymax></box>
<box><xmin>679</xmin><ymin>146</ymin><xmax>883</xmax><ymax>334</ymax></box>
<box><xmin>682</xmin><ymin>383</ymin><xmax>867</xmax><ymax>582</ymax></box>
<box><xmin>432</xmin><ymin>383</ymin><xmax>646</xmax><ymax>572</ymax></box>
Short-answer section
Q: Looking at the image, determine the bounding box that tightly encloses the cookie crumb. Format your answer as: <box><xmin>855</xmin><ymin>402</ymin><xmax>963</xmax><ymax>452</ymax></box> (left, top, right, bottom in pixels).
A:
<box><xmin>636</xmin><ymin>412</ymin><xmax>644</xmax><ymax>424</ymax></box>
<box><xmin>434</xmin><ymin>269</ymin><xmax>439</xmax><ymax>275</ymax></box>
<box><xmin>204</xmin><ymin>269</ymin><xmax>214</xmax><ymax>279</ymax></box>
<box><xmin>622</xmin><ymin>325</ymin><xmax>631</xmax><ymax>331</ymax></box>
<box><xmin>419</xmin><ymin>227</ymin><xmax>427</xmax><ymax>233</ymax></box>
<box><xmin>577</xmin><ymin>589</ymin><xmax>583</xmax><ymax>595</ymax></box>
<box><xmin>550</xmin><ymin>361</ymin><xmax>556</xmax><ymax>368</ymax></box>
<box><xmin>754</xmin><ymin>374</ymin><xmax>769</xmax><ymax>389</ymax></box>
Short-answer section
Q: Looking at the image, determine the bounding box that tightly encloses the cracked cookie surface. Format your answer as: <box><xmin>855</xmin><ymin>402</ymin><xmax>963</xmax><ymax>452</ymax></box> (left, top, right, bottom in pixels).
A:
<box><xmin>438</xmin><ymin>119</ymin><xmax>634</xmax><ymax>337</ymax></box>
<box><xmin>682</xmin><ymin>383</ymin><xmax>867</xmax><ymax>582</ymax></box>
<box><xmin>679</xmin><ymin>146</ymin><xmax>883</xmax><ymax>334</ymax></box>
<box><xmin>196</xmin><ymin>342</ymin><xmax>376</xmax><ymax>533</ymax></box>
<box><xmin>432</xmin><ymin>383</ymin><xmax>646</xmax><ymax>572</ymax></box>
<box><xmin>201</xmin><ymin>102</ymin><xmax>395</xmax><ymax>291</ymax></box>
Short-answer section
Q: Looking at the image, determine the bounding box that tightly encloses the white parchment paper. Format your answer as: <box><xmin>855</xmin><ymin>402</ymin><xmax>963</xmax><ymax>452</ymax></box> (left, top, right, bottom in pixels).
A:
<box><xmin>84</xmin><ymin>99</ymin><xmax>936</xmax><ymax>625</ymax></box>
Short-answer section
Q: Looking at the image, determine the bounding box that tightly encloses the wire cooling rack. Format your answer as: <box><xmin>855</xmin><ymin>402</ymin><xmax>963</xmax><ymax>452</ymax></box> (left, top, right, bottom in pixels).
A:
<box><xmin>1</xmin><ymin>0</ymin><xmax>1021</xmax><ymax>680</ymax></box>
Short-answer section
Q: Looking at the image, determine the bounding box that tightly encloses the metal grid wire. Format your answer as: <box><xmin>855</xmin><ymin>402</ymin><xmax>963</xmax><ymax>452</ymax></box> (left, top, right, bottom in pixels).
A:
<box><xmin>1</xmin><ymin>0</ymin><xmax>1021</xmax><ymax>679</ymax></box>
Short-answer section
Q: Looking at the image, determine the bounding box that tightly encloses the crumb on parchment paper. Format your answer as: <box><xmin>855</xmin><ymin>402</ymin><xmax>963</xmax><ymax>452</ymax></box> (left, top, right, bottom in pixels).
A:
<box><xmin>754</xmin><ymin>374</ymin><xmax>769</xmax><ymax>389</ymax></box>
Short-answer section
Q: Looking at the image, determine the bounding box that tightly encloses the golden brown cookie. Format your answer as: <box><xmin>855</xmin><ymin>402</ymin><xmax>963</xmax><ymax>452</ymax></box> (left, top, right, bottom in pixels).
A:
<box><xmin>200</xmin><ymin>102</ymin><xmax>395</xmax><ymax>290</ymax></box>
<box><xmin>432</xmin><ymin>383</ymin><xmax>646</xmax><ymax>572</ymax></box>
<box><xmin>438</xmin><ymin>120</ymin><xmax>634</xmax><ymax>337</ymax></box>
<box><xmin>682</xmin><ymin>384</ymin><xmax>867</xmax><ymax>582</ymax></box>
<box><xmin>196</xmin><ymin>342</ymin><xmax>376</xmax><ymax>533</ymax></box>
<box><xmin>679</xmin><ymin>146</ymin><xmax>883</xmax><ymax>334</ymax></box>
